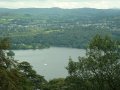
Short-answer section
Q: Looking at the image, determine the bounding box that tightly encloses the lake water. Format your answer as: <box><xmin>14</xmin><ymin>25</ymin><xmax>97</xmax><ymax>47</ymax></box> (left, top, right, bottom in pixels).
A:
<box><xmin>14</xmin><ymin>47</ymin><xmax>86</xmax><ymax>80</ymax></box>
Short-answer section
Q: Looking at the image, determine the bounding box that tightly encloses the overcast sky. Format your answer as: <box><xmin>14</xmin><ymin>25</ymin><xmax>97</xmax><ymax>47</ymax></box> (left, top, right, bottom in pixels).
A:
<box><xmin>0</xmin><ymin>0</ymin><xmax>120</xmax><ymax>9</ymax></box>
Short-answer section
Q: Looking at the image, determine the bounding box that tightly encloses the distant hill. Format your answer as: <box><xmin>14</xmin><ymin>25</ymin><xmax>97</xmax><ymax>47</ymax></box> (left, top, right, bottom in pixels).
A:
<box><xmin>0</xmin><ymin>8</ymin><xmax>119</xmax><ymax>49</ymax></box>
<box><xmin>0</xmin><ymin>8</ymin><xmax>120</xmax><ymax>15</ymax></box>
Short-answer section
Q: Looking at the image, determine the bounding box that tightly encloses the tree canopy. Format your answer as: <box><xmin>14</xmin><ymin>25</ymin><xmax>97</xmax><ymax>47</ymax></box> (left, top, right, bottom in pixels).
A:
<box><xmin>0</xmin><ymin>38</ymin><xmax>47</xmax><ymax>90</ymax></box>
<box><xmin>65</xmin><ymin>35</ymin><xmax>120</xmax><ymax>90</ymax></box>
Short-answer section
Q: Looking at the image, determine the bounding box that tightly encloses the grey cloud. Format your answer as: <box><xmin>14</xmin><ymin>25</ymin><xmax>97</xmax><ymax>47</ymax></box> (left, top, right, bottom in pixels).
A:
<box><xmin>0</xmin><ymin>0</ymin><xmax>47</xmax><ymax>1</ymax></box>
<box><xmin>0</xmin><ymin>0</ymin><xmax>119</xmax><ymax>2</ymax></box>
<box><xmin>0</xmin><ymin>0</ymin><xmax>102</xmax><ymax>2</ymax></box>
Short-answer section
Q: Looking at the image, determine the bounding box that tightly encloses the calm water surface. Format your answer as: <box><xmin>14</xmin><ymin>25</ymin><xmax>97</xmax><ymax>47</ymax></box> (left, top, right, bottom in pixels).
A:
<box><xmin>14</xmin><ymin>47</ymin><xmax>86</xmax><ymax>80</ymax></box>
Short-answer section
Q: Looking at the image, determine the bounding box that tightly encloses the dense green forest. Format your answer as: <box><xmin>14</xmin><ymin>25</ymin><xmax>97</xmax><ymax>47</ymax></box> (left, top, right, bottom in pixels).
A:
<box><xmin>0</xmin><ymin>8</ymin><xmax>120</xmax><ymax>49</ymax></box>
<box><xmin>0</xmin><ymin>35</ymin><xmax>120</xmax><ymax>90</ymax></box>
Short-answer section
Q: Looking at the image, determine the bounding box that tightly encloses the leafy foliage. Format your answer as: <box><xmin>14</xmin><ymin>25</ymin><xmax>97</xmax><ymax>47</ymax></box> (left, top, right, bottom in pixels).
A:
<box><xmin>0</xmin><ymin>38</ymin><xmax>47</xmax><ymax>90</ymax></box>
<box><xmin>65</xmin><ymin>35</ymin><xmax>120</xmax><ymax>90</ymax></box>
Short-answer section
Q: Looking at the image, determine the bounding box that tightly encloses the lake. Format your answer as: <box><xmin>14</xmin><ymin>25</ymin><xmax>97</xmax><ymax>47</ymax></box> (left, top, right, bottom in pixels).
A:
<box><xmin>14</xmin><ymin>47</ymin><xmax>86</xmax><ymax>80</ymax></box>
